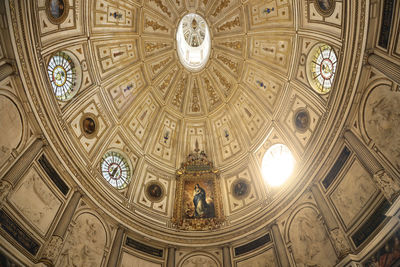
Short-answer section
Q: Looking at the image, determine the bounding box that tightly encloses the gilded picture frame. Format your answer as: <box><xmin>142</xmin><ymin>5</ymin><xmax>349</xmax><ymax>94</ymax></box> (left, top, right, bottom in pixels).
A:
<box><xmin>172</xmin><ymin>148</ymin><xmax>225</xmax><ymax>231</ymax></box>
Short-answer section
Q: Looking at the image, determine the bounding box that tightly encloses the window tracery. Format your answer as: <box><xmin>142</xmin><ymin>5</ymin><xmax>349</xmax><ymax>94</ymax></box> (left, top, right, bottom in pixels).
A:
<box><xmin>100</xmin><ymin>151</ymin><xmax>131</xmax><ymax>189</ymax></box>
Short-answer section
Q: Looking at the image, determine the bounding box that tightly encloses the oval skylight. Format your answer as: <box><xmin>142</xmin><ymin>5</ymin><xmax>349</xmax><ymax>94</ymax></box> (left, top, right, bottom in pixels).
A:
<box><xmin>262</xmin><ymin>144</ymin><xmax>295</xmax><ymax>187</ymax></box>
<box><xmin>176</xmin><ymin>13</ymin><xmax>211</xmax><ymax>72</ymax></box>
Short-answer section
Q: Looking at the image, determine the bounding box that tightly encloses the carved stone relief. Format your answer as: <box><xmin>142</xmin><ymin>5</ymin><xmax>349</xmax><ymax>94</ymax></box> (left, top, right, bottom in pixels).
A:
<box><xmin>236</xmin><ymin>248</ymin><xmax>278</xmax><ymax>267</ymax></box>
<box><xmin>330</xmin><ymin>159</ymin><xmax>377</xmax><ymax>227</ymax></box>
<box><xmin>180</xmin><ymin>255</ymin><xmax>219</xmax><ymax>267</ymax></box>
<box><xmin>9</xmin><ymin>166</ymin><xmax>62</xmax><ymax>235</ymax></box>
<box><xmin>0</xmin><ymin>95</ymin><xmax>22</xmax><ymax>167</ymax></box>
<box><xmin>364</xmin><ymin>84</ymin><xmax>400</xmax><ymax>171</ymax></box>
<box><xmin>56</xmin><ymin>213</ymin><xmax>107</xmax><ymax>267</ymax></box>
<box><xmin>288</xmin><ymin>207</ymin><xmax>337</xmax><ymax>267</ymax></box>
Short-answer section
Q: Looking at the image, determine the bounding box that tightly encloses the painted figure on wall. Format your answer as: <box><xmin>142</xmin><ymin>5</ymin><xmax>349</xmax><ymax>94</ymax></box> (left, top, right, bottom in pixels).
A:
<box><xmin>49</xmin><ymin>0</ymin><xmax>65</xmax><ymax>19</ymax></box>
<box><xmin>193</xmin><ymin>184</ymin><xmax>212</xmax><ymax>218</ymax></box>
<box><xmin>365</xmin><ymin>229</ymin><xmax>400</xmax><ymax>267</ymax></box>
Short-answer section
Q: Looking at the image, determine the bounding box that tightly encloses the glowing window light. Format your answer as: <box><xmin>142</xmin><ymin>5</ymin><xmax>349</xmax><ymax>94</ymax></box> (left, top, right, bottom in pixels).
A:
<box><xmin>100</xmin><ymin>151</ymin><xmax>131</xmax><ymax>189</ymax></box>
<box><xmin>176</xmin><ymin>13</ymin><xmax>211</xmax><ymax>72</ymax></box>
<box><xmin>262</xmin><ymin>144</ymin><xmax>295</xmax><ymax>187</ymax></box>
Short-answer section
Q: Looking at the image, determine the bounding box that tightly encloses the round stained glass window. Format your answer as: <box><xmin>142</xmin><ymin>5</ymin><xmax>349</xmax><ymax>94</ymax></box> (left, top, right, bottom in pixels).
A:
<box><xmin>176</xmin><ymin>13</ymin><xmax>211</xmax><ymax>72</ymax></box>
<box><xmin>261</xmin><ymin>144</ymin><xmax>295</xmax><ymax>187</ymax></box>
<box><xmin>307</xmin><ymin>43</ymin><xmax>337</xmax><ymax>94</ymax></box>
<box><xmin>101</xmin><ymin>151</ymin><xmax>131</xmax><ymax>189</ymax></box>
<box><xmin>47</xmin><ymin>51</ymin><xmax>81</xmax><ymax>101</ymax></box>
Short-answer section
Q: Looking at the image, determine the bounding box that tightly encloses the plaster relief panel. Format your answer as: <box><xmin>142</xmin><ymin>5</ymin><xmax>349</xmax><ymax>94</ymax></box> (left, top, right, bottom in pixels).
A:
<box><xmin>35</xmin><ymin>0</ymin><xmax>83</xmax><ymax>45</ymax></box>
<box><xmin>224</xmin><ymin>168</ymin><xmax>259</xmax><ymax>215</ymax></box>
<box><xmin>92</xmin><ymin>39</ymin><xmax>139</xmax><ymax>80</ymax></box>
<box><xmin>0</xmin><ymin>95</ymin><xmax>22</xmax><ymax>167</ymax></box>
<box><xmin>208</xmin><ymin>0</ymin><xmax>240</xmax><ymax>24</ymax></box>
<box><xmin>125</xmin><ymin>93</ymin><xmax>160</xmax><ymax>150</ymax></box>
<box><xmin>105</xmin><ymin>65</ymin><xmax>147</xmax><ymax>119</ymax></box>
<box><xmin>145</xmin><ymin>0</ymin><xmax>177</xmax><ymax>22</ymax></box>
<box><xmin>330</xmin><ymin>159</ymin><xmax>377</xmax><ymax>228</ymax></box>
<box><xmin>288</xmin><ymin>207</ymin><xmax>337</xmax><ymax>267</ymax></box>
<box><xmin>92</xmin><ymin>0</ymin><xmax>138</xmax><ymax>33</ymax></box>
<box><xmin>168</xmin><ymin>72</ymin><xmax>189</xmax><ymax>114</ymax></box>
<box><xmin>142</xmin><ymin>39</ymin><xmax>174</xmax><ymax>59</ymax></box>
<box><xmin>56</xmin><ymin>213</ymin><xmax>107</xmax><ymax>267</ymax></box>
<box><xmin>214</xmin><ymin>36</ymin><xmax>245</xmax><ymax>57</ymax></box>
<box><xmin>232</xmin><ymin>90</ymin><xmax>266</xmax><ymax>141</ymax></box>
<box><xmin>69</xmin><ymin>95</ymin><xmax>111</xmax><ymax>157</ymax></box>
<box><xmin>236</xmin><ymin>248</ymin><xmax>278</xmax><ymax>267</ymax></box>
<box><xmin>142</xmin><ymin>11</ymin><xmax>173</xmax><ymax>37</ymax></box>
<box><xmin>200</xmin><ymin>73</ymin><xmax>223</xmax><ymax>113</ymax></box>
<box><xmin>283</xmin><ymin>93</ymin><xmax>321</xmax><ymax>149</ymax></box>
<box><xmin>248</xmin><ymin>35</ymin><xmax>293</xmax><ymax>75</ymax></box>
<box><xmin>214</xmin><ymin>51</ymin><xmax>243</xmax><ymax>79</ymax></box>
<box><xmin>136</xmin><ymin>165</ymin><xmax>172</xmax><ymax>216</ymax></box>
<box><xmin>146</xmin><ymin>52</ymin><xmax>175</xmax><ymax>81</ymax></box>
<box><xmin>153</xmin><ymin>64</ymin><xmax>180</xmax><ymax>102</ymax></box>
<box><xmin>242</xmin><ymin>64</ymin><xmax>284</xmax><ymax>114</ymax></box>
<box><xmin>186</xmin><ymin>77</ymin><xmax>206</xmax><ymax>116</ymax></box>
<box><xmin>364</xmin><ymin>84</ymin><xmax>400</xmax><ymax>171</ymax></box>
<box><xmin>209</xmin><ymin>64</ymin><xmax>237</xmax><ymax>99</ymax></box>
<box><xmin>211</xmin><ymin>112</ymin><xmax>243</xmax><ymax>163</ymax></box>
<box><xmin>246</xmin><ymin>0</ymin><xmax>293</xmax><ymax>31</ymax></box>
<box><xmin>182</xmin><ymin>121</ymin><xmax>209</xmax><ymax>157</ymax></box>
<box><xmin>9</xmin><ymin>166</ymin><xmax>62</xmax><ymax>235</ymax></box>
<box><xmin>150</xmin><ymin>113</ymin><xmax>180</xmax><ymax>166</ymax></box>
<box><xmin>213</xmin><ymin>9</ymin><xmax>244</xmax><ymax>36</ymax></box>
<box><xmin>120</xmin><ymin>251</ymin><xmax>161</xmax><ymax>267</ymax></box>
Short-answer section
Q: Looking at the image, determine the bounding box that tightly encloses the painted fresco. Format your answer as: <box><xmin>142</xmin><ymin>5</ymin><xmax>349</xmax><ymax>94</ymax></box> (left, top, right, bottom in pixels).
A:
<box><xmin>364</xmin><ymin>229</ymin><xmax>400</xmax><ymax>267</ymax></box>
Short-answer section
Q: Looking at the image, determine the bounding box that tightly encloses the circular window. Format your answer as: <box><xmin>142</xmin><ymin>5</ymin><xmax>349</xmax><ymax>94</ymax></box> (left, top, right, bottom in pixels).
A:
<box><xmin>176</xmin><ymin>13</ymin><xmax>211</xmax><ymax>72</ymax></box>
<box><xmin>262</xmin><ymin>144</ymin><xmax>295</xmax><ymax>187</ymax></box>
<box><xmin>100</xmin><ymin>151</ymin><xmax>131</xmax><ymax>189</ymax></box>
<box><xmin>47</xmin><ymin>51</ymin><xmax>82</xmax><ymax>101</ymax></box>
<box><xmin>306</xmin><ymin>43</ymin><xmax>337</xmax><ymax>94</ymax></box>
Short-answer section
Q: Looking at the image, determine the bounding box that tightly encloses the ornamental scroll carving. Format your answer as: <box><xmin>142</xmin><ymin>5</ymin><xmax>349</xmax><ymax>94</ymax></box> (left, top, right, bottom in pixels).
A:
<box><xmin>172</xmin><ymin>143</ymin><xmax>225</xmax><ymax>231</ymax></box>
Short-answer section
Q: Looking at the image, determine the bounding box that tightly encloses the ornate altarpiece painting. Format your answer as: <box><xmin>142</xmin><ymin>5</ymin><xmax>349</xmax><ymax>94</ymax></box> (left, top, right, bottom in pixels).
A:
<box><xmin>172</xmin><ymin>147</ymin><xmax>225</xmax><ymax>231</ymax></box>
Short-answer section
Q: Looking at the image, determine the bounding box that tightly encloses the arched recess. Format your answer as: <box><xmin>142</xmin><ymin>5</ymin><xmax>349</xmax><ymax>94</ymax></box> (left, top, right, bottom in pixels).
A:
<box><xmin>284</xmin><ymin>203</ymin><xmax>337</xmax><ymax>267</ymax></box>
<box><xmin>177</xmin><ymin>251</ymin><xmax>221</xmax><ymax>267</ymax></box>
<box><xmin>0</xmin><ymin>90</ymin><xmax>28</xmax><ymax>169</ymax></box>
<box><xmin>55</xmin><ymin>208</ymin><xmax>111</xmax><ymax>267</ymax></box>
<box><xmin>360</xmin><ymin>80</ymin><xmax>400</xmax><ymax>173</ymax></box>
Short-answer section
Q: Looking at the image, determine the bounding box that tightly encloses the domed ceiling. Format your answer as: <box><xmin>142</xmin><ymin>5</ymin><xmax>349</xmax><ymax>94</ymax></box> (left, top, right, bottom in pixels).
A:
<box><xmin>17</xmin><ymin>0</ymin><xmax>364</xmax><ymax>245</ymax></box>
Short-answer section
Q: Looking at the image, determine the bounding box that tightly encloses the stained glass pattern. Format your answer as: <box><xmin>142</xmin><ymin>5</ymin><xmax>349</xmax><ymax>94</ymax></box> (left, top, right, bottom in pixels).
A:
<box><xmin>309</xmin><ymin>44</ymin><xmax>337</xmax><ymax>94</ymax></box>
<box><xmin>47</xmin><ymin>51</ymin><xmax>77</xmax><ymax>101</ymax></box>
<box><xmin>101</xmin><ymin>151</ymin><xmax>131</xmax><ymax>189</ymax></box>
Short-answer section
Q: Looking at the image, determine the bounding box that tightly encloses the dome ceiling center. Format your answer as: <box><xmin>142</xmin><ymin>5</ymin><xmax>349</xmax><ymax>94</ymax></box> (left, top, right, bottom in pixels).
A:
<box><xmin>176</xmin><ymin>13</ymin><xmax>210</xmax><ymax>71</ymax></box>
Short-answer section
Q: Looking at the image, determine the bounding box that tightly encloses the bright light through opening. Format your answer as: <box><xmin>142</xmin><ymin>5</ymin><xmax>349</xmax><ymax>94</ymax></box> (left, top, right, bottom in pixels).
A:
<box><xmin>176</xmin><ymin>13</ymin><xmax>210</xmax><ymax>72</ymax></box>
<box><xmin>262</xmin><ymin>144</ymin><xmax>295</xmax><ymax>187</ymax></box>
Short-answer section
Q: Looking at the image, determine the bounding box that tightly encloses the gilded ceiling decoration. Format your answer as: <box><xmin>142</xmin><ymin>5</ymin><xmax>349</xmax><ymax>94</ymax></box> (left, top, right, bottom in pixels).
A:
<box><xmin>13</xmin><ymin>0</ymin><xmax>366</xmax><ymax>243</ymax></box>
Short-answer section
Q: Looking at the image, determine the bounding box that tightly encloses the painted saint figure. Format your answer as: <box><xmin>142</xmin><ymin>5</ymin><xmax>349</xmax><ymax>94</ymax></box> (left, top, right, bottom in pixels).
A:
<box><xmin>193</xmin><ymin>184</ymin><xmax>208</xmax><ymax>217</ymax></box>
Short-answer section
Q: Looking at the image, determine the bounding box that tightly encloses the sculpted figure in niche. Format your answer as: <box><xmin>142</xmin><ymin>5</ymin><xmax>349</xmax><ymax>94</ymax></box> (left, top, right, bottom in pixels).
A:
<box><xmin>365</xmin><ymin>85</ymin><xmax>400</xmax><ymax>171</ymax></box>
<box><xmin>289</xmin><ymin>207</ymin><xmax>337</xmax><ymax>267</ymax></box>
<box><xmin>57</xmin><ymin>213</ymin><xmax>106</xmax><ymax>267</ymax></box>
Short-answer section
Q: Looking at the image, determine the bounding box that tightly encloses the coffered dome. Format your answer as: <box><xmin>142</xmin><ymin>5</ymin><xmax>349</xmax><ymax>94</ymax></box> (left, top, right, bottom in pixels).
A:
<box><xmin>5</xmin><ymin>0</ymin><xmax>372</xmax><ymax>248</ymax></box>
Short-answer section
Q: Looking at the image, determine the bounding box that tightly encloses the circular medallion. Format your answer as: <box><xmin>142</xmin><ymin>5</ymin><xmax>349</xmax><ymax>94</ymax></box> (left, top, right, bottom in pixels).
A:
<box><xmin>145</xmin><ymin>182</ymin><xmax>165</xmax><ymax>202</ymax></box>
<box><xmin>294</xmin><ymin>109</ymin><xmax>310</xmax><ymax>132</ymax></box>
<box><xmin>45</xmin><ymin>0</ymin><xmax>69</xmax><ymax>24</ymax></box>
<box><xmin>231</xmin><ymin>179</ymin><xmax>250</xmax><ymax>200</ymax></box>
<box><xmin>80</xmin><ymin>114</ymin><xmax>98</xmax><ymax>138</ymax></box>
<box><xmin>314</xmin><ymin>0</ymin><xmax>335</xmax><ymax>17</ymax></box>
<box><xmin>306</xmin><ymin>43</ymin><xmax>337</xmax><ymax>94</ymax></box>
<box><xmin>100</xmin><ymin>151</ymin><xmax>131</xmax><ymax>189</ymax></box>
<box><xmin>47</xmin><ymin>51</ymin><xmax>82</xmax><ymax>101</ymax></box>
<box><xmin>176</xmin><ymin>13</ymin><xmax>211</xmax><ymax>71</ymax></box>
